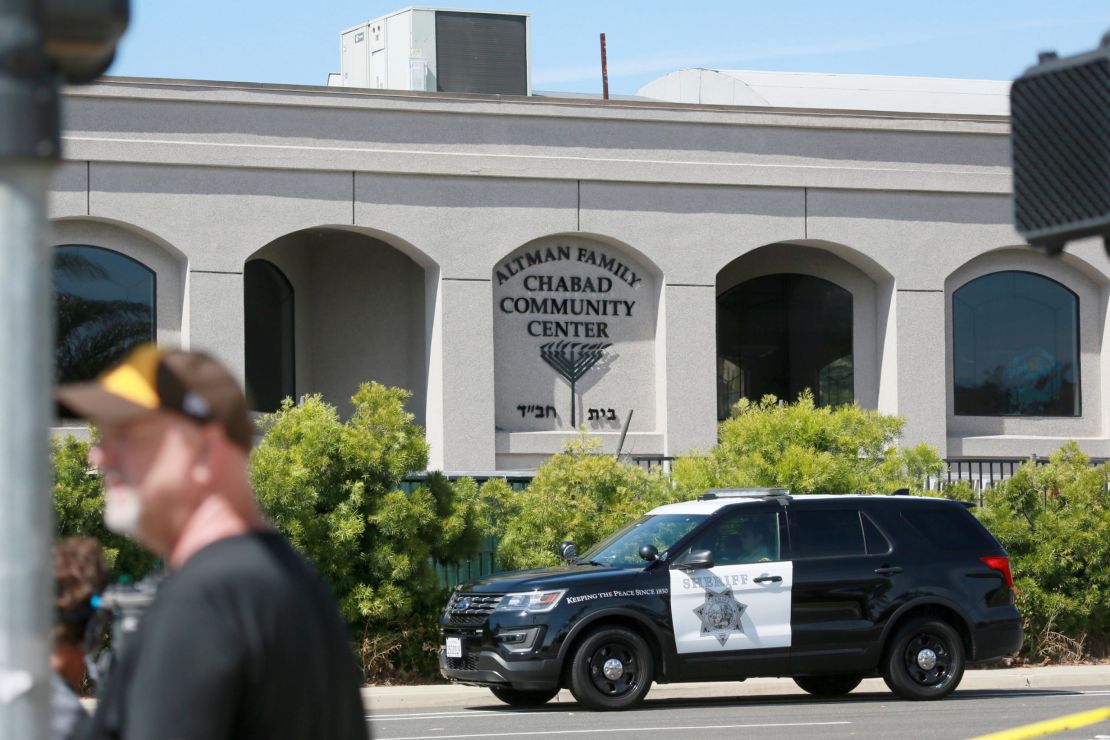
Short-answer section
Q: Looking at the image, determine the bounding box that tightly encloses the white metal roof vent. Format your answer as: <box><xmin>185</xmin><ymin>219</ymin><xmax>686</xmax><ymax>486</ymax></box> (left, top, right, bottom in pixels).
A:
<box><xmin>337</xmin><ymin>7</ymin><xmax>531</xmax><ymax>95</ymax></box>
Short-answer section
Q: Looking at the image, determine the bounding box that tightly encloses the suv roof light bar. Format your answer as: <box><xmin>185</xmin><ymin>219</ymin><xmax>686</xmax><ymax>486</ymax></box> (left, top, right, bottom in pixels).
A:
<box><xmin>698</xmin><ymin>487</ymin><xmax>791</xmax><ymax>501</ymax></box>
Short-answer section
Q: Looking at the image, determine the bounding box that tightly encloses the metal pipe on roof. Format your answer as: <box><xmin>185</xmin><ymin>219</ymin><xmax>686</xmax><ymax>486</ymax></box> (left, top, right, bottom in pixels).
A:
<box><xmin>600</xmin><ymin>33</ymin><xmax>609</xmax><ymax>100</ymax></box>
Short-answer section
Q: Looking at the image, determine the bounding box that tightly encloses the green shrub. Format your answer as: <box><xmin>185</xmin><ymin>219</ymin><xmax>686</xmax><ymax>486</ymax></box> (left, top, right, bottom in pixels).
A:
<box><xmin>929</xmin><ymin>478</ymin><xmax>977</xmax><ymax>504</ymax></box>
<box><xmin>495</xmin><ymin>436</ymin><xmax>674</xmax><ymax>571</ymax></box>
<box><xmin>249</xmin><ymin>384</ymin><xmax>500</xmax><ymax>679</ymax></box>
<box><xmin>670</xmin><ymin>392</ymin><xmax>944</xmax><ymax>496</ymax></box>
<box><xmin>977</xmin><ymin>442</ymin><xmax>1110</xmax><ymax>661</ymax></box>
<box><xmin>50</xmin><ymin>434</ymin><xmax>158</xmax><ymax>580</ymax></box>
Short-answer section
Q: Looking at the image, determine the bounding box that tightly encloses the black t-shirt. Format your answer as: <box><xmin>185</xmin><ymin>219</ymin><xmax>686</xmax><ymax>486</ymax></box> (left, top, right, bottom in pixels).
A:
<box><xmin>84</xmin><ymin>531</ymin><xmax>368</xmax><ymax>740</ymax></box>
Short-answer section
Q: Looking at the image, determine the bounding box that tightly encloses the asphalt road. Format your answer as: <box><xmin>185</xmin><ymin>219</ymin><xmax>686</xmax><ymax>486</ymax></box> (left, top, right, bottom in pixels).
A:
<box><xmin>367</xmin><ymin>685</ymin><xmax>1110</xmax><ymax>740</ymax></box>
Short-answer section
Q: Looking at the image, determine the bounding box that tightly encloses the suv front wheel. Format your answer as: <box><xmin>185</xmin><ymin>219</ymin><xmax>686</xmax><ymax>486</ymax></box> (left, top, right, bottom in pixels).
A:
<box><xmin>883</xmin><ymin>617</ymin><xmax>965</xmax><ymax>700</ymax></box>
<box><xmin>568</xmin><ymin>626</ymin><xmax>654</xmax><ymax>710</ymax></box>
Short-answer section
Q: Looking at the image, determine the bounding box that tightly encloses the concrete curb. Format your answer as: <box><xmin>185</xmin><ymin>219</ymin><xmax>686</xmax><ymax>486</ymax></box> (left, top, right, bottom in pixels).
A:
<box><xmin>361</xmin><ymin>664</ymin><xmax>1110</xmax><ymax>711</ymax></box>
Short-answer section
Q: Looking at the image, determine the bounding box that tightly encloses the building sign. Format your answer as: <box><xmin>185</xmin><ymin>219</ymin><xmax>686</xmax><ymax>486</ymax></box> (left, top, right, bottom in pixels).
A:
<box><xmin>493</xmin><ymin>237</ymin><xmax>656</xmax><ymax>433</ymax></box>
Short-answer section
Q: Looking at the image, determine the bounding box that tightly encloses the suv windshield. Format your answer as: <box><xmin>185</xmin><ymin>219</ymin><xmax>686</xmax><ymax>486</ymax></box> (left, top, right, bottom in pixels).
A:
<box><xmin>581</xmin><ymin>514</ymin><xmax>707</xmax><ymax>567</ymax></box>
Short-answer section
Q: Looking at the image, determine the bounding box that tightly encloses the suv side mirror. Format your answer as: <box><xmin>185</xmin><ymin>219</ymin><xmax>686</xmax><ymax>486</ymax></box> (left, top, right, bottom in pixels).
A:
<box><xmin>674</xmin><ymin>549</ymin><xmax>714</xmax><ymax>570</ymax></box>
<box><xmin>559</xmin><ymin>541</ymin><xmax>577</xmax><ymax>564</ymax></box>
<box><xmin>638</xmin><ymin>544</ymin><xmax>659</xmax><ymax>562</ymax></box>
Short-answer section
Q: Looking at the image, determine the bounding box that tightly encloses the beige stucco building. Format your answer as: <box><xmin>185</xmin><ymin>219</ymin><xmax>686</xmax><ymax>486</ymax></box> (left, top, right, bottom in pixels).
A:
<box><xmin>48</xmin><ymin>69</ymin><xmax>1110</xmax><ymax>473</ymax></box>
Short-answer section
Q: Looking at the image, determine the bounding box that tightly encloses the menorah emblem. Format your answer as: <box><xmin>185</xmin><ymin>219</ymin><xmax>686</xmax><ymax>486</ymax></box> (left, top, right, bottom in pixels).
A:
<box><xmin>540</xmin><ymin>341</ymin><xmax>611</xmax><ymax>426</ymax></box>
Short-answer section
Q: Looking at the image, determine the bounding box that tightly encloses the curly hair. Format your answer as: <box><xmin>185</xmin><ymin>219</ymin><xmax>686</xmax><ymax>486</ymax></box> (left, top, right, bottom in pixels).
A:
<box><xmin>54</xmin><ymin>537</ymin><xmax>109</xmax><ymax>646</ymax></box>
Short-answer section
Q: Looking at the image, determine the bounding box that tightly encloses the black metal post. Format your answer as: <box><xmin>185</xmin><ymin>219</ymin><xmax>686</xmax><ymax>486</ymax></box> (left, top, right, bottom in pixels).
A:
<box><xmin>570</xmin><ymin>378</ymin><xmax>576</xmax><ymax>426</ymax></box>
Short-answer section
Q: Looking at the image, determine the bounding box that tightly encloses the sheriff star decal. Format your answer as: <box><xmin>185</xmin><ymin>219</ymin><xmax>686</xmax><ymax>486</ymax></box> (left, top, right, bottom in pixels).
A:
<box><xmin>693</xmin><ymin>587</ymin><xmax>748</xmax><ymax>646</ymax></box>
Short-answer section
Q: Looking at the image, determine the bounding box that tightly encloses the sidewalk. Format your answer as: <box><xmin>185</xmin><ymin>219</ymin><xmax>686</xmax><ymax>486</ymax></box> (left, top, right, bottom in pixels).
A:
<box><xmin>361</xmin><ymin>664</ymin><xmax>1110</xmax><ymax>711</ymax></box>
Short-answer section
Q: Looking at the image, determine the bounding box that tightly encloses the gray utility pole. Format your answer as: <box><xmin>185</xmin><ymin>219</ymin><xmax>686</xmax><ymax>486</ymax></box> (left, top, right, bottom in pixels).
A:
<box><xmin>0</xmin><ymin>2</ymin><xmax>127</xmax><ymax>736</ymax></box>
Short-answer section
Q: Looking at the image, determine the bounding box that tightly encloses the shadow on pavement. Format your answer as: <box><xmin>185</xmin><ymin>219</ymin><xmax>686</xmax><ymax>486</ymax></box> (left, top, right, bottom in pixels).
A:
<box><xmin>460</xmin><ymin>687</ymin><xmax>1087</xmax><ymax>714</ymax></box>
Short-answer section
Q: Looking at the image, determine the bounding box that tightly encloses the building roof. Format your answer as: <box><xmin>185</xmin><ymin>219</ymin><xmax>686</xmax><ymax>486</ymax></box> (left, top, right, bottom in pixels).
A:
<box><xmin>637</xmin><ymin>68</ymin><xmax>1011</xmax><ymax>116</ymax></box>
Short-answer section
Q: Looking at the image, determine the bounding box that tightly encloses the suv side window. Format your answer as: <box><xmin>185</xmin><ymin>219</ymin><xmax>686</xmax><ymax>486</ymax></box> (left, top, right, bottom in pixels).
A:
<box><xmin>862</xmin><ymin>513</ymin><xmax>892</xmax><ymax>555</ymax></box>
<box><xmin>900</xmin><ymin>506</ymin><xmax>993</xmax><ymax>550</ymax></box>
<box><xmin>692</xmin><ymin>510</ymin><xmax>781</xmax><ymax>565</ymax></box>
<box><xmin>789</xmin><ymin>508</ymin><xmax>866</xmax><ymax>558</ymax></box>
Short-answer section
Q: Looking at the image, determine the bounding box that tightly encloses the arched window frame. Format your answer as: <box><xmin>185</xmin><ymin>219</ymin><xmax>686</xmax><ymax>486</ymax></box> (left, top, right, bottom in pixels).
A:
<box><xmin>951</xmin><ymin>269</ymin><xmax>1080</xmax><ymax>418</ymax></box>
<box><xmin>53</xmin><ymin>243</ymin><xmax>157</xmax><ymax>385</ymax></box>
<box><xmin>244</xmin><ymin>258</ymin><xmax>296</xmax><ymax>413</ymax></box>
<box><xmin>716</xmin><ymin>272</ymin><xmax>854</xmax><ymax>419</ymax></box>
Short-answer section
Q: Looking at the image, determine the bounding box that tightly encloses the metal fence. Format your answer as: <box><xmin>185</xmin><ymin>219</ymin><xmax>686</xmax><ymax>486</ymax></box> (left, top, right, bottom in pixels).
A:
<box><xmin>930</xmin><ymin>456</ymin><xmax>1107</xmax><ymax>493</ymax></box>
<box><xmin>930</xmin><ymin>458</ymin><xmax>1032</xmax><ymax>493</ymax></box>
<box><xmin>632</xmin><ymin>455</ymin><xmax>677</xmax><ymax>473</ymax></box>
<box><xmin>433</xmin><ymin>534</ymin><xmax>500</xmax><ymax>590</ymax></box>
<box><xmin>399</xmin><ymin>472</ymin><xmax>531</xmax><ymax>589</ymax></box>
<box><xmin>630</xmin><ymin>454</ymin><xmax>1108</xmax><ymax>494</ymax></box>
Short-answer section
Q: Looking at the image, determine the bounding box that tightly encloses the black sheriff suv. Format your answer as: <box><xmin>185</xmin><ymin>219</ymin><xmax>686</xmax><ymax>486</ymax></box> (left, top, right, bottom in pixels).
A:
<box><xmin>439</xmin><ymin>489</ymin><xmax>1022</xmax><ymax>710</ymax></box>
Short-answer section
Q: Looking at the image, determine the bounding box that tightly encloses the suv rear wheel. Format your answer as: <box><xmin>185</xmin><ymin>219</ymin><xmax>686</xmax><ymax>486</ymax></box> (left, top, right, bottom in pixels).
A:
<box><xmin>883</xmin><ymin>617</ymin><xmax>965</xmax><ymax>700</ymax></box>
<box><xmin>793</xmin><ymin>674</ymin><xmax>862</xmax><ymax>697</ymax></box>
<box><xmin>489</xmin><ymin>687</ymin><xmax>560</xmax><ymax>707</ymax></box>
<box><xmin>568</xmin><ymin>626</ymin><xmax>654</xmax><ymax>710</ymax></box>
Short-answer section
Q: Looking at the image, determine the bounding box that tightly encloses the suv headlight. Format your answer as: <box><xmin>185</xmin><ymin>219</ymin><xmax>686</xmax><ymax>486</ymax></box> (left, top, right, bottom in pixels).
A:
<box><xmin>494</xmin><ymin>589</ymin><xmax>566</xmax><ymax>613</ymax></box>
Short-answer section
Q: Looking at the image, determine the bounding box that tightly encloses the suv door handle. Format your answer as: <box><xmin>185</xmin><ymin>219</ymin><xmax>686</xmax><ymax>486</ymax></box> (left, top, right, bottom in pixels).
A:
<box><xmin>874</xmin><ymin>566</ymin><xmax>903</xmax><ymax>575</ymax></box>
<box><xmin>754</xmin><ymin>575</ymin><xmax>782</xmax><ymax>583</ymax></box>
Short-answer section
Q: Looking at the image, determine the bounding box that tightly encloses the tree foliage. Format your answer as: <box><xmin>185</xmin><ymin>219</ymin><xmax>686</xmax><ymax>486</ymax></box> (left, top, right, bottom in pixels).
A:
<box><xmin>670</xmin><ymin>392</ymin><xmax>944</xmax><ymax>496</ymax></box>
<box><xmin>249</xmin><ymin>384</ymin><xmax>500</xmax><ymax>670</ymax></box>
<box><xmin>50</xmin><ymin>434</ymin><xmax>158</xmax><ymax>580</ymax></box>
<box><xmin>495</xmin><ymin>437</ymin><xmax>674</xmax><ymax>571</ymax></box>
<box><xmin>976</xmin><ymin>442</ymin><xmax>1110</xmax><ymax>660</ymax></box>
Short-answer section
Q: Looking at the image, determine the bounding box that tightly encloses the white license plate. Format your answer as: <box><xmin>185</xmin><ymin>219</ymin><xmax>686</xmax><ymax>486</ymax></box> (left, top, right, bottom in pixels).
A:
<box><xmin>446</xmin><ymin>637</ymin><xmax>462</xmax><ymax>658</ymax></box>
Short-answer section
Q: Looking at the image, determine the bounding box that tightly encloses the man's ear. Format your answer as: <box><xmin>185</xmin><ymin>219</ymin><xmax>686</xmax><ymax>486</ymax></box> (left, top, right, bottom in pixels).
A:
<box><xmin>191</xmin><ymin>425</ymin><xmax>220</xmax><ymax>487</ymax></box>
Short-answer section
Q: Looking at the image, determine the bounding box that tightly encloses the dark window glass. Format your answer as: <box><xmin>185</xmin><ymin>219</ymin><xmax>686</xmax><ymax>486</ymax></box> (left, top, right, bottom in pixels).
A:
<box><xmin>244</xmin><ymin>260</ymin><xmax>295</xmax><ymax>412</ymax></box>
<box><xmin>53</xmin><ymin>245</ymin><xmax>155</xmax><ymax>386</ymax></box>
<box><xmin>692</xmin><ymin>511</ymin><xmax>781</xmax><ymax>565</ymax></box>
<box><xmin>900</xmin><ymin>508</ymin><xmax>993</xmax><ymax>551</ymax></box>
<box><xmin>789</xmin><ymin>509</ymin><xmax>866</xmax><ymax>559</ymax></box>
<box><xmin>717</xmin><ymin>274</ymin><xmax>853</xmax><ymax>419</ymax></box>
<box><xmin>862</xmin><ymin>513</ymin><xmax>892</xmax><ymax>555</ymax></box>
<box><xmin>953</xmin><ymin>271</ymin><xmax>1078</xmax><ymax>416</ymax></box>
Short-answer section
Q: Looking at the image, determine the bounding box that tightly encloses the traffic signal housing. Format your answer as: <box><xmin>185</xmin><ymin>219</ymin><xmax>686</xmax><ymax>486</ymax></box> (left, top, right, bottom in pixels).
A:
<box><xmin>1011</xmin><ymin>32</ymin><xmax>1110</xmax><ymax>253</ymax></box>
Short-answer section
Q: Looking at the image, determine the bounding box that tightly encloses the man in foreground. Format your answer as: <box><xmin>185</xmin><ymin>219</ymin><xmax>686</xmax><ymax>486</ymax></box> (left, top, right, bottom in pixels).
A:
<box><xmin>58</xmin><ymin>344</ymin><xmax>367</xmax><ymax>739</ymax></box>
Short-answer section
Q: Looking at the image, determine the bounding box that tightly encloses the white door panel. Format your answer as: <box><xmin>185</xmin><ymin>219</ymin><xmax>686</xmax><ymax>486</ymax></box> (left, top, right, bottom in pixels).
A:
<box><xmin>670</xmin><ymin>561</ymin><xmax>793</xmax><ymax>654</ymax></box>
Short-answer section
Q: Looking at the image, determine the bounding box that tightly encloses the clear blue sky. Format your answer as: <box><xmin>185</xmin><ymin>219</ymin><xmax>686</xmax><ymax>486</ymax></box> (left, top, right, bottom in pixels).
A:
<box><xmin>108</xmin><ymin>1</ymin><xmax>1110</xmax><ymax>94</ymax></box>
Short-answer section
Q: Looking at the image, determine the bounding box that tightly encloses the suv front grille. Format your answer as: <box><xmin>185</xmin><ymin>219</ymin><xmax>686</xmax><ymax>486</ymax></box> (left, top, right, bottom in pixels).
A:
<box><xmin>445</xmin><ymin>655</ymin><xmax>481</xmax><ymax>671</ymax></box>
<box><xmin>445</xmin><ymin>592</ymin><xmax>502</xmax><ymax>626</ymax></box>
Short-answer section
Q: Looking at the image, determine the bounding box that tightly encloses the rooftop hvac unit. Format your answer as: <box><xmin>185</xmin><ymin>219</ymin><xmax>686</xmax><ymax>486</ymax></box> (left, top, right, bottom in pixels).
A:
<box><xmin>339</xmin><ymin>7</ymin><xmax>531</xmax><ymax>95</ymax></box>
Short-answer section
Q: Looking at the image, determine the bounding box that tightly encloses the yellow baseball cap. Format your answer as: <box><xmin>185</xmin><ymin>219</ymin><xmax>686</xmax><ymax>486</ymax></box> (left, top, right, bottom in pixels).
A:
<box><xmin>56</xmin><ymin>344</ymin><xmax>252</xmax><ymax>450</ymax></box>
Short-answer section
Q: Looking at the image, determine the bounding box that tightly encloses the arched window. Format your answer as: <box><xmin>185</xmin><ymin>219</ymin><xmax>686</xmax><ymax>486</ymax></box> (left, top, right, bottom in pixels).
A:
<box><xmin>717</xmin><ymin>274</ymin><xmax>853</xmax><ymax>419</ymax></box>
<box><xmin>244</xmin><ymin>260</ymin><xmax>295</xmax><ymax>412</ymax></box>
<box><xmin>53</xmin><ymin>245</ymin><xmax>156</xmax><ymax>385</ymax></box>
<box><xmin>953</xmin><ymin>271</ymin><xmax>1078</xmax><ymax>416</ymax></box>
